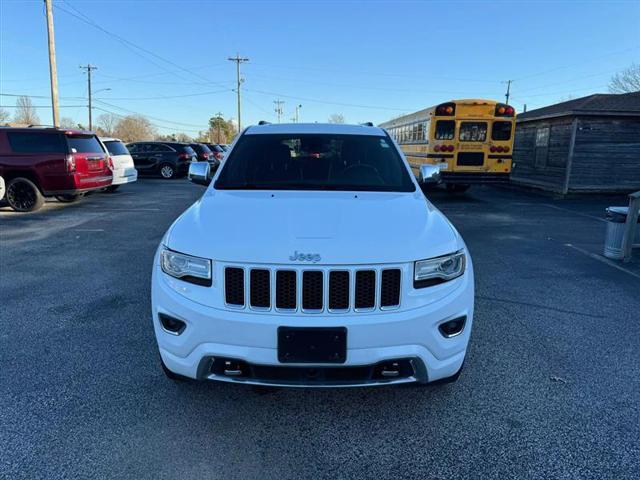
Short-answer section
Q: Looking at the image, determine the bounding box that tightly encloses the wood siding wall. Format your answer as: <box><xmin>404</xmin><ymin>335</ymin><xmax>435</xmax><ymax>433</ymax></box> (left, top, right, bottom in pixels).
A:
<box><xmin>569</xmin><ymin>117</ymin><xmax>640</xmax><ymax>192</ymax></box>
<box><xmin>512</xmin><ymin>115</ymin><xmax>640</xmax><ymax>193</ymax></box>
<box><xmin>512</xmin><ymin>118</ymin><xmax>573</xmax><ymax>191</ymax></box>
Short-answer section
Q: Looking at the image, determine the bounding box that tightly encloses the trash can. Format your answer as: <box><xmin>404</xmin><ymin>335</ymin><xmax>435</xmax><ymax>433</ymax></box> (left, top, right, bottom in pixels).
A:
<box><xmin>604</xmin><ymin>206</ymin><xmax>640</xmax><ymax>259</ymax></box>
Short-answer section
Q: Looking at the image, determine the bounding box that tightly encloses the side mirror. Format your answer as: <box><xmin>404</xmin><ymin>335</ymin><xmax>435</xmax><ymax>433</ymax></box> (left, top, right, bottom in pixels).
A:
<box><xmin>419</xmin><ymin>164</ymin><xmax>442</xmax><ymax>185</ymax></box>
<box><xmin>188</xmin><ymin>161</ymin><xmax>211</xmax><ymax>186</ymax></box>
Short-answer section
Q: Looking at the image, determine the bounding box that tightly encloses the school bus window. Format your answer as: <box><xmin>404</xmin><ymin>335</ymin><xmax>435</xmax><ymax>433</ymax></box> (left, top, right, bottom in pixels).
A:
<box><xmin>492</xmin><ymin>121</ymin><xmax>512</xmax><ymax>141</ymax></box>
<box><xmin>435</xmin><ymin>120</ymin><xmax>455</xmax><ymax>140</ymax></box>
<box><xmin>417</xmin><ymin>123</ymin><xmax>424</xmax><ymax>141</ymax></box>
<box><xmin>459</xmin><ymin>122</ymin><xmax>487</xmax><ymax>142</ymax></box>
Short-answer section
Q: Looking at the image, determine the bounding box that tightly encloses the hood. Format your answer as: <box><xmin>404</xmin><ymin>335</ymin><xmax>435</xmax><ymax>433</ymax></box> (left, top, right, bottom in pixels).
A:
<box><xmin>165</xmin><ymin>189</ymin><xmax>460</xmax><ymax>265</ymax></box>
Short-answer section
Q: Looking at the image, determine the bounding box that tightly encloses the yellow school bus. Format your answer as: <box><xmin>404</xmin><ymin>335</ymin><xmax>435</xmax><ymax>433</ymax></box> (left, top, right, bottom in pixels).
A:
<box><xmin>380</xmin><ymin>99</ymin><xmax>515</xmax><ymax>192</ymax></box>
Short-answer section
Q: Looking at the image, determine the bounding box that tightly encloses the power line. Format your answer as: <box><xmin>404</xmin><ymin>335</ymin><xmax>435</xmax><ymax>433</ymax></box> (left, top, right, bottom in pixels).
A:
<box><xmin>273</xmin><ymin>99</ymin><xmax>284</xmax><ymax>123</ymax></box>
<box><xmin>0</xmin><ymin>105</ymin><xmax>86</xmax><ymax>109</ymax></box>
<box><xmin>54</xmin><ymin>1</ymin><xmax>230</xmax><ymax>89</ymax></box>
<box><xmin>92</xmin><ymin>107</ymin><xmax>202</xmax><ymax>134</ymax></box>
<box><xmin>245</xmin><ymin>88</ymin><xmax>411</xmax><ymax>111</ymax></box>
<box><xmin>246</xmin><ymin>72</ymin><xmax>499</xmax><ymax>96</ymax></box>
<box><xmin>503</xmin><ymin>80</ymin><xmax>513</xmax><ymax>105</ymax></box>
<box><xmin>79</xmin><ymin>64</ymin><xmax>98</xmax><ymax>130</ymax></box>
<box><xmin>512</xmin><ymin>46</ymin><xmax>639</xmax><ymax>82</ymax></box>
<box><xmin>92</xmin><ymin>99</ymin><xmax>205</xmax><ymax>128</ymax></box>
<box><xmin>228</xmin><ymin>54</ymin><xmax>249</xmax><ymax>130</ymax></box>
<box><xmin>93</xmin><ymin>88</ymin><xmax>232</xmax><ymax>101</ymax></box>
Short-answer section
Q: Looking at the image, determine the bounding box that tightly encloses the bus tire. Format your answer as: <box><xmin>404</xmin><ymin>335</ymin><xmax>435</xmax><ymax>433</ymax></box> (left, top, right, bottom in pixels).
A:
<box><xmin>445</xmin><ymin>184</ymin><xmax>470</xmax><ymax>193</ymax></box>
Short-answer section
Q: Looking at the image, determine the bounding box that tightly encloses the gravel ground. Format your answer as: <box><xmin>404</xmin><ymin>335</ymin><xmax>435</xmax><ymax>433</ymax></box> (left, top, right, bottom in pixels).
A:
<box><xmin>1</xmin><ymin>180</ymin><xmax>638</xmax><ymax>480</ymax></box>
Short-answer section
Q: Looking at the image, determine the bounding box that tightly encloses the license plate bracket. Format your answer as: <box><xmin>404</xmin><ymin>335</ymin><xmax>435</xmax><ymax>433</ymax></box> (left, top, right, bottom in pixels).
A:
<box><xmin>278</xmin><ymin>327</ymin><xmax>347</xmax><ymax>364</ymax></box>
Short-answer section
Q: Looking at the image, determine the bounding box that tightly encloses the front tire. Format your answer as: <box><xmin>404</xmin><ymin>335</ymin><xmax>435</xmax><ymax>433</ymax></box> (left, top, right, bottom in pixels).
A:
<box><xmin>105</xmin><ymin>185</ymin><xmax>120</xmax><ymax>193</ymax></box>
<box><xmin>159</xmin><ymin>164</ymin><xmax>175</xmax><ymax>179</ymax></box>
<box><xmin>6</xmin><ymin>177</ymin><xmax>45</xmax><ymax>212</ymax></box>
<box><xmin>55</xmin><ymin>194</ymin><xmax>81</xmax><ymax>203</ymax></box>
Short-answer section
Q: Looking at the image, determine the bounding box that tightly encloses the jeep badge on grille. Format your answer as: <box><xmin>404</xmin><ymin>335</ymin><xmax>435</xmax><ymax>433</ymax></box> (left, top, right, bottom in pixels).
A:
<box><xmin>289</xmin><ymin>251</ymin><xmax>321</xmax><ymax>263</ymax></box>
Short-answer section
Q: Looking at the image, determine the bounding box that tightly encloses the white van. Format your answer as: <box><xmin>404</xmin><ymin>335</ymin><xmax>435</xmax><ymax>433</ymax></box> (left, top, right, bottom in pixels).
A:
<box><xmin>100</xmin><ymin>137</ymin><xmax>137</xmax><ymax>191</ymax></box>
<box><xmin>151</xmin><ymin>123</ymin><xmax>474</xmax><ymax>388</ymax></box>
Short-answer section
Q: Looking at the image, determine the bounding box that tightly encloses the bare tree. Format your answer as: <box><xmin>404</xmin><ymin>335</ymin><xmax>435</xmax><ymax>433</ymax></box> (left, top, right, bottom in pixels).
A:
<box><xmin>609</xmin><ymin>63</ymin><xmax>640</xmax><ymax>93</ymax></box>
<box><xmin>328</xmin><ymin>113</ymin><xmax>345</xmax><ymax>124</ymax></box>
<box><xmin>113</xmin><ymin>114</ymin><xmax>157</xmax><ymax>143</ymax></box>
<box><xmin>13</xmin><ymin>96</ymin><xmax>40</xmax><ymax>125</ymax></box>
<box><xmin>174</xmin><ymin>133</ymin><xmax>192</xmax><ymax>143</ymax></box>
<box><xmin>0</xmin><ymin>107</ymin><xmax>10</xmax><ymax>125</ymax></box>
<box><xmin>59</xmin><ymin>117</ymin><xmax>77</xmax><ymax>129</ymax></box>
<box><xmin>96</xmin><ymin>113</ymin><xmax>119</xmax><ymax>136</ymax></box>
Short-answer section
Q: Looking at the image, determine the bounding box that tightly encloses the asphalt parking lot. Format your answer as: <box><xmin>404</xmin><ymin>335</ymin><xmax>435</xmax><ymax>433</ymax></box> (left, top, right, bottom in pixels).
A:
<box><xmin>1</xmin><ymin>180</ymin><xmax>639</xmax><ymax>480</ymax></box>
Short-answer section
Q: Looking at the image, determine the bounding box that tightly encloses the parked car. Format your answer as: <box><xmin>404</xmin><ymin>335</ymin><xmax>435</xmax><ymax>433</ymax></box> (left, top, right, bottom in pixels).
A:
<box><xmin>0</xmin><ymin>127</ymin><xmax>112</xmax><ymax>212</ymax></box>
<box><xmin>126</xmin><ymin>142</ymin><xmax>196</xmax><ymax>179</ymax></box>
<box><xmin>152</xmin><ymin>122</ymin><xmax>474</xmax><ymax>388</ymax></box>
<box><xmin>0</xmin><ymin>175</ymin><xmax>5</xmax><ymax>202</ymax></box>
<box><xmin>189</xmin><ymin>143</ymin><xmax>213</xmax><ymax>162</ymax></box>
<box><xmin>204</xmin><ymin>143</ymin><xmax>226</xmax><ymax>161</ymax></box>
<box><xmin>100</xmin><ymin>137</ymin><xmax>137</xmax><ymax>192</ymax></box>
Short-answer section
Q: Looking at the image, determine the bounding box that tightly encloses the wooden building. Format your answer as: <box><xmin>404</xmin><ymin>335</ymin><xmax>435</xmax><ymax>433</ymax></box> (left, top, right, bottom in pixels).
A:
<box><xmin>512</xmin><ymin>92</ymin><xmax>640</xmax><ymax>194</ymax></box>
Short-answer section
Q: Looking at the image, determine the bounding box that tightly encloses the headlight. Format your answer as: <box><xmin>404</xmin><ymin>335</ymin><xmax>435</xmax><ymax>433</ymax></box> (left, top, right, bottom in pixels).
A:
<box><xmin>161</xmin><ymin>247</ymin><xmax>212</xmax><ymax>286</ymax></box>
<box><xmin>414</xmin><ymin>250</ymin><xmax>465</xmax><ymax>288</ymax></box>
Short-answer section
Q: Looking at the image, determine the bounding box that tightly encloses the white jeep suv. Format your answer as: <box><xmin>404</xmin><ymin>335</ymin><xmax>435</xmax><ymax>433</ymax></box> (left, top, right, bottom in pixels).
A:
<box><xmin>151</xmin><ymin>123</ymin><xmax>474</xmax><ymax>387</ymax></box>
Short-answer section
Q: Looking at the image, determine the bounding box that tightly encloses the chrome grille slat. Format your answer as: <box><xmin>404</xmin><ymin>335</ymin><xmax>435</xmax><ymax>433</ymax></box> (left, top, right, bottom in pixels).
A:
<box><xmin>223</xmin><ymin>266</ymin><xmax>401</xmax><ymax>313</ymax></box>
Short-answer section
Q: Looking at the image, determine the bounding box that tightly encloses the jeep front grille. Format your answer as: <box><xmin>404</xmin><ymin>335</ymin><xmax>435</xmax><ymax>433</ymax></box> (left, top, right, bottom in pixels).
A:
<box><xmin>223</xmin><ymin>266</ymin><xmax>401</xmax><ymax>312</ymax></box>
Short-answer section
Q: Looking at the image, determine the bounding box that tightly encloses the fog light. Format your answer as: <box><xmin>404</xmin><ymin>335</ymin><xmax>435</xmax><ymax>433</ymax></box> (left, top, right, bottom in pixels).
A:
<box><xmin>158</xmin><ymin>313</ymin><xmax>186</xmax><ymax>335</ymax></box>
<box><xmin>438</xmin><ymin>316</ymin><xmax>466</xmax><ymax>338</ymax></box>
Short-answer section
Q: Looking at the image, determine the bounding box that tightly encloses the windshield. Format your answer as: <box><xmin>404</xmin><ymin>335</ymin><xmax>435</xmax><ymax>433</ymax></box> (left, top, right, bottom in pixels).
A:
<box><xmin>104</xmin><ymin>141</ymin><xmax>129</xmax><ymax>156</ymax></box>
<box><xmin>179</xmin><ymin>146</ymin><xmax>197</xmax><ymax>155</ymax></box>
<box><xmin>215</xmin><ymin>134</ymin><xmax>415</xmax><ymax>192</ymax></box>
<box><xmin>491</xmin><ymin>121</ymin><xmax>513</xmax><ymax>141</ymax></box>
<box><xmin>459</xmin><ymin>122</ymin><xmax>488</xmax><ymax>142</ymax></box>
<box><xmin>66</xmin><ymin>134</ymin><xmax>105</xmax><ymax>153</ymax></box>
<box><xmin>191</xmin><ymin>144</ymin><xmax>212</xmax><ymax>154</ymax></box>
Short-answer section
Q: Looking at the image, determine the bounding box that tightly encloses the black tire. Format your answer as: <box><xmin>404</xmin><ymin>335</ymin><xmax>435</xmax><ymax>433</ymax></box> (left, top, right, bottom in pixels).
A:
<box><xmin>161</xmin><ymin>358</ymin><xmax>189</xmax><ymax>382</ymax></box>
<box><xmin>55</xmin><ymin>194</ymin><xmax>82</xmax><ymax>203</ymax></box>
<box><xmin>159</xmin><ymin>163</ymin><xmax>176</xmax><ymax>179</ymax></box>
<box><xmin>105</xmin><ymin>185</ymin><xmax>120</xmax><ymax>193</ymax></box>
<box><xmin>6</xmin><ymin>177</ymin><xmax>45</xmax><ymax>212</ymax></box>
<box><xmin>445</xmin><ymin>183</ymin><xmax>471</xmax><ymax>193</ymax></box>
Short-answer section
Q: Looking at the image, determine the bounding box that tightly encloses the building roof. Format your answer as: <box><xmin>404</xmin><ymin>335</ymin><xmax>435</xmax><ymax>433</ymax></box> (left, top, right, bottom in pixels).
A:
<box><xmin>245</xmin><ymin>122</ymin><xmax>385</xmax><ymax>136</ymax></box>
<box><xmin>517</xmin><ymin>91</ymin><xmax>640</xmax><ymax>122</ymax></box>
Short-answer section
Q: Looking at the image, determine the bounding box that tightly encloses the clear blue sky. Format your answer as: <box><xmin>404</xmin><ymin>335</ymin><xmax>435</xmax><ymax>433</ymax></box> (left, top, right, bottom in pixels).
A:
<box><xmin>1</xmin><ymin>0</ymin><xmax>639</xmax><ymax>135</ymax></box>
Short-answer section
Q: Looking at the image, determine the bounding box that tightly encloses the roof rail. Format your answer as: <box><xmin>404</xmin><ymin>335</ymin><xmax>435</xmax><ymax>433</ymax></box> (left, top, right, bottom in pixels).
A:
<box><xmin>360</xmin><ymin>122</ymin><xmax>374</xmax><ymax>127</ymax></box>
<box><xmin>258</xmin><ymin>120</ymin><xmax>271</xmax><ymax>125</ymax></box>
<box><xmin>28</xmin><ymin>124</ymin><xmax>57</xmax><ymax>128</ymax></box>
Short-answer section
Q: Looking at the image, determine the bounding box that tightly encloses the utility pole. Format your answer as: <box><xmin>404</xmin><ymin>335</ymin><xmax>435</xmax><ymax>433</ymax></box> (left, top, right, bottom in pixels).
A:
<box><xmin>44</xmin><ymin>0</ymin><xmax>60</xmax><ymax>127</ymax></box>
<box><xmin>215</xmin><ymin>112</ymin><xmax>224</xmax><ymax>143</ymax></box>
<box><xmin>503</xmin><ymin>79</ymin><xmax>513</xmax><ymax>105</ymax></box>
<box><xmin>227</xmin><ymin>54</ymin><xmax>249</xmax><ymax>131</ymax></box>
<box><xmin>274</xmin><ymin>99</ymin><xmax>284</xmax><ymax>123</ymax></box>
<box><xmin>80</xmin><ymin>64</ymin><xmax>98</xmax><ymax>130</ymax></box>
<box><xmin>294</xmin><ymin>104</ymin><xmax>302</xmax><ymax>123</ymax></box>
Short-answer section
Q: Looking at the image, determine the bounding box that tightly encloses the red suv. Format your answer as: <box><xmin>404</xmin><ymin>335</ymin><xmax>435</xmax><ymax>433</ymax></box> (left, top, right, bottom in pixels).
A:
<box><xmin>0</xmin><ymin>127</ymin><xmax>113</xmax><ymax>212</ymax></box>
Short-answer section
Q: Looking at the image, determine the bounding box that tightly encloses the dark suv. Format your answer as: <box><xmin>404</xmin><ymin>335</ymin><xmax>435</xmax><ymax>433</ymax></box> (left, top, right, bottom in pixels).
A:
<box><xmin>126</xmin><ymin>142</ymin><xmax>196</xmax><ymax>179</ymax></box>
<box><xmin>0</xmin><ymin>127</ymin><xmax>112</xmax><ymax>212</ymax></box>
<box><xmin>189</xmin><ymin>143</ymin><xmax>213</xmax><ymax>162</ymax></box>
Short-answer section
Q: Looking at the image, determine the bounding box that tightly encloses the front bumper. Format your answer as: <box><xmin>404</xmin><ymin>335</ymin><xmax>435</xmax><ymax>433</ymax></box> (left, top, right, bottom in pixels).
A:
<box><xmin>151</xmin><ymin>263</ymin><xmax>474</xmax><ymax>388</ymax></box>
